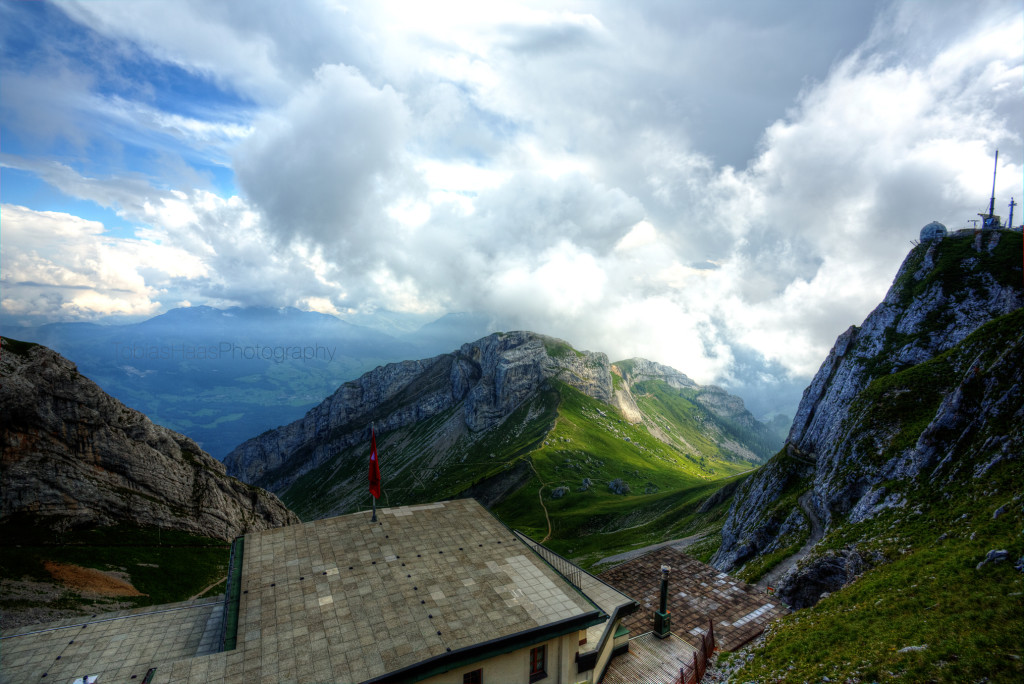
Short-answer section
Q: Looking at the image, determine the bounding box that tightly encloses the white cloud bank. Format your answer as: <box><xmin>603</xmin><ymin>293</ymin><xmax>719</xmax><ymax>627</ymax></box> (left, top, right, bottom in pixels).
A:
<box><xmin>2</xmin><ymin>0</ymin><xmax>1022</xmax><ymax>408</ymax></box>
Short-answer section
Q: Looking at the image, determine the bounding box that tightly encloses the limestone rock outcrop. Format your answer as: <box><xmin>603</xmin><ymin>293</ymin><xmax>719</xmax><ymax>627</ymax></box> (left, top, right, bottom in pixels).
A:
<box><xmin>712</xmin><ymin>231</ymin><xmax>1024</xmax><ymax>601</ymax></box>
<box><xmin>1</xmin><ymin>338</ymin><xmax>299</xmax><ymax>541</ymax></box>
<box><xmin>225</xmin><ymin>332</ymin><xmax>613</xmax><ymax>490</ymax></box>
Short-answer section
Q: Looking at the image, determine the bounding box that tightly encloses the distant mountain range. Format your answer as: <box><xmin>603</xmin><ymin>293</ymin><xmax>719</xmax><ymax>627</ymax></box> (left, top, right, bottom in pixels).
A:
<box><xmin>1</xmin><ymin>307</ymin><xmax>496</xmax><ymax>458</ymax></box>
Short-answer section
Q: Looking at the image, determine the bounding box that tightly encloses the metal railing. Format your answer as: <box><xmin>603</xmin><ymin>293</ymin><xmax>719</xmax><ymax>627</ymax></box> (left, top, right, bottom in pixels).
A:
<box><xmin>220</xmin><ymin>536</ymin><xmax>244</xmax><ymax>651</ymax></box>
<box><xmin>516</xmin><ymin>534</ymin><xmax>582</xmax><ymax>590</ymax></box>
<box><xmin>677</xmin><ymin>617</ymin><xmax>716</xmax><ymax>684</ymax></box>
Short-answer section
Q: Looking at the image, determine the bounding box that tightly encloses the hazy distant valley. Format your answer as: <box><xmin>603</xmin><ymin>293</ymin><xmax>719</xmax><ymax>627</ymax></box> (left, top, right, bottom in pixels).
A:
<box><xmin>1</xmin><ymin>307</ymin><xmax>499</xmax><ymax>459</ymax></box>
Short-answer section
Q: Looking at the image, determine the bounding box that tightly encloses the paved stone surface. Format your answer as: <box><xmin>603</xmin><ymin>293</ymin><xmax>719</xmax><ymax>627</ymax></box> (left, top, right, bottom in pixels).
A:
<box><xmin>154</xmin><ymin>498</ymin><xmax>605</xmax><ymax>683</ymax></box>
<box><xmin>2</xmin><ymin>500</ymin><xmax>644</xmax><ymax>683</ymax></box>
<box><xmin>0</xmin><ymin>597</ymin><xmax>224</xmax><ymax>684</ymax></box>
<box><xmin>514</xmin><ymin>531</ymin><xmax>637</xmax><ymax>652</ymax></box>
<box><xmin>598</xmin><ymin>547</ymin><xmax>788</xmax><ymax>651</ymax></box>
<box><xmin>593</xmin><ymin>532</ymin><xmax>708</xmax><ymax>568</ymax></box>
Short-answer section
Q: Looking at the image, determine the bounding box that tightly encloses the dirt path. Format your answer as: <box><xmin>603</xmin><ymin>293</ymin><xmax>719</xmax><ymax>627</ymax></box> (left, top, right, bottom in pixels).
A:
<box><xmin>189</xmin><ymin>575</ymin><xmax>227</xmax><ymax>600</ymax></box>
<box><xmin>756</xmin><ymin>490</ymin><xmax>824</xmax><ymax>591</ymax></box>
<box><xmin>44</xmin><ymin>562</ymin><xmax>145</xmax><ymax>597</ymax></box>
<box><xmin>528</xmin><ymin>460</ymin><xmax>554</xmax><ymax>544</ymax></box>
<box><xmin>593</xmin><ymin>532</ymin><xmax>708</xmax><ymax>567</ymax></box>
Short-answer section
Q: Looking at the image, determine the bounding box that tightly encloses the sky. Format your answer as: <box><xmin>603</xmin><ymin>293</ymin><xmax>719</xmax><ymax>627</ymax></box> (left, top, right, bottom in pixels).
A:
<box><xmin>1</xmin><ymin>0</ymin><xmax>1022</xmax><ymax>414</ymax></box>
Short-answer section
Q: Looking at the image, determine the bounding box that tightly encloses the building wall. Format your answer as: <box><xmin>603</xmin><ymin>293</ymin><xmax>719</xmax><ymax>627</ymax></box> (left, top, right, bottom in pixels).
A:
<box><xmin>420</xmin><ymin>631</ymin><xmax>588</xmax><ymax>684</ymax></box>
<box><xmin>590</xmin><ymin>625</ymin><xmax>615</xmax><ymax>684</ymax></box>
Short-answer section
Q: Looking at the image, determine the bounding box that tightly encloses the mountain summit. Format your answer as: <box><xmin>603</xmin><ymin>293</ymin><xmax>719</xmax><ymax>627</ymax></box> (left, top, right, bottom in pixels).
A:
<box><xmin>224</xmin><ymin>331</ymin><xmax>780</xmax><ymax>535</ymax></box>
<box><xmin>711</xmin><ymin>229</ymin><xmax>1023</xmax><ymax>681</ymax></box>
<box><xmin>713</xmin><ymin>229</ymin><xmax>1022</xmax><ymax>584</ymax></box>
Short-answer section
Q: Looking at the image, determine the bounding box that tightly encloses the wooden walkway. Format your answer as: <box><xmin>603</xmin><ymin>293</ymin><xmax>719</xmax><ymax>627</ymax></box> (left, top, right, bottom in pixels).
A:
<box><xmin>601</xmin><ymin>631</ymin><xmax>697</xmax><ymax>684</ymax></box>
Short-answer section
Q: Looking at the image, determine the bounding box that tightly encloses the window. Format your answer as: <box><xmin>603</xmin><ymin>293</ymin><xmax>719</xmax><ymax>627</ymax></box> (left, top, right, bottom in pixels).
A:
<box><xmin>463</xmin><ymin>669</ymin><xmax>482</xmax><ymax>684</ymax></box>
<box><xmin>529</xmin><ymin>644</ymin><xmax>547</xmax><ymax>682</ymax></box>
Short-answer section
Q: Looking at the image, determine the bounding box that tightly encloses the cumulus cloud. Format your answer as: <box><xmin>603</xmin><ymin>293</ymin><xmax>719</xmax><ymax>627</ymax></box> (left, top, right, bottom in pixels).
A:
<box><xmin>0</xmin><ymin>204</ymin><xmax>206</xmax><ymax>319</ymax></box>
<box><xmin>233</xmin><ymin>64</ymin><xmax>411</xmax><ymax>251</ymax></box>
<box><xmin>3</xmin><ymin>0</ymin><xmax>1022</xmax><ymax>416</ymax></box>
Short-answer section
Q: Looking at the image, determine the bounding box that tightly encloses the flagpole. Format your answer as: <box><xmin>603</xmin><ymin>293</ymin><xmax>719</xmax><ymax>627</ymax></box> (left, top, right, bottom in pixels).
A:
<box><xmin>371</xmin><ymin>422</ymin><xmax>378</xmax><ymax>522</ymax></box>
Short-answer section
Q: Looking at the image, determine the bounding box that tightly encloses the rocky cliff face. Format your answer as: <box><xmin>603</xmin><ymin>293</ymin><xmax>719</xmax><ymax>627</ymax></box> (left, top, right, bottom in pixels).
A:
<box><xmin>225</xmin><ymin>331</ymin><xmax>613</xmax><ymax>490</ymax></box>
<box><xmin>224</xmin><ymin>331</ymin><xmax>778</xmax><ymax>519</ymax></box>
<box><xmin>0</xmin><ymin>338</ymin><xmax>299</xmax><ymax>541</ymax></box>
<box><xmin>712</xmin><ymin>230</ymin><xmax>1023</xmax><ymax>605</ymax></box>
<box><xmin>611</xmin><ymin>358</ymin><xmax>695</xmax><ymax>422</ymax></box>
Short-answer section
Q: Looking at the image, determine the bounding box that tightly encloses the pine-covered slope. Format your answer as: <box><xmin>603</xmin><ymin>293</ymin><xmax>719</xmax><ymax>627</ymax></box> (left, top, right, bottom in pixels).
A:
<box><xmin>711</xmin><ymin>230</ymin><xmax>1023</xmax><ymax>682</ymax></box>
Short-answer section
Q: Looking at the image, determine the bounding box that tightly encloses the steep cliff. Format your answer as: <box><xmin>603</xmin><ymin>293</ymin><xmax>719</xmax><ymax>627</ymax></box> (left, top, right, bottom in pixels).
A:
<box><xmin>712</xmin><ymin>230</ymin><xmax>1023</xmax><ymax>607</ymax></box>
<box><xmin>223</xmin><ymin>331</ymin><xmax>778</xmax><ymax>524</ymax></box>
<box><xmin>224</xmin><ymin>331</ymin><xmax>613</xmax><ymax>489</ymax></box>
<box><xmin>0</xmin><ymin>338</ymin><xmax>299</xmax><ymax>541</ymax></box>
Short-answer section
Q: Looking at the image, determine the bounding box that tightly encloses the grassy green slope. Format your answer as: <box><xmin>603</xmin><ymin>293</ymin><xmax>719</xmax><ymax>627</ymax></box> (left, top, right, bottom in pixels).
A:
<box><xmin>486</xmin><ymin>382</ymin><xmax>752</xmax><ymax>567</ymax></box>
<box><xmin>1</xmin><ymin>522</ymin><xmax>230</xmax><ymax>627</ymax></box>
<box><xmin>632</xmin><ymin>380</ymin><xmax>777</xmax><ymax>463</ymax></box>
<box><xmin>282</xmin><ymin>377</ymin><xmax>757</xmax><ymax>570</ymax></box>
<box><xmin>729</xmin><ymin>457</ymin><xmax>1022</xmax><ymax>683</ymax></box>
<box><xmin>729</xmin><ymin>308</ymin><xmax>1024</xmax><ymax>682</ymax></box>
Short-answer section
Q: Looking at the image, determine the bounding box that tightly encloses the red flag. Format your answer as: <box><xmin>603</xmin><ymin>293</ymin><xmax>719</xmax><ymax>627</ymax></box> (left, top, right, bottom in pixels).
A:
<box><xmin>369</xmin><ymin>429</ymin><xmax>381</xmax><ymax>499</ymax></box>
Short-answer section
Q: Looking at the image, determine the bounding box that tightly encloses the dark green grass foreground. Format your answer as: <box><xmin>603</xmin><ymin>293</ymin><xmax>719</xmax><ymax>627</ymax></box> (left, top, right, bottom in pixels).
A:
<box><xmin>732</xmin><ymin>455</ymin><xmax>1022</xmax><ymax>683</ymax></box>
<box><xmin>1</xmin><ymin>523</ymin><xmax>230</xmax><ymax>614</ymax></box>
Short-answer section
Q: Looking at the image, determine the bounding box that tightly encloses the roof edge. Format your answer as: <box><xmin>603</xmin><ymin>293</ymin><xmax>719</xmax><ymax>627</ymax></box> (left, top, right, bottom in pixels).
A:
<box><xmin>363</xmin><ymin>610</ymin><xmax>606</xmax><ymax>684</ymax></box>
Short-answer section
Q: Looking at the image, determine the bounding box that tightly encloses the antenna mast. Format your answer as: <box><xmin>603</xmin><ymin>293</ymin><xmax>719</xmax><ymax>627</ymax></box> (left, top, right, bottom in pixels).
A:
<box><xmin>979</xmin><ymin>150</ymin><xmax>1002</xmax><ymax>228</ymax></box>
<box><xmin>988</xmin><ymin>150</ymin><xmax>998</xmax><ymax>218</ymax></box>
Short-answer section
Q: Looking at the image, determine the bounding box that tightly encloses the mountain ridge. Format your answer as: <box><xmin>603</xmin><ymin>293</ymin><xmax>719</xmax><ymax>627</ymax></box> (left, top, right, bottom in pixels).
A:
<box><xmin>712</xmin><ymin>229</ymin><xmax>1023</xmax><ymax>683</ymax></box>
<box><xmin>0</xmin><ymin>337</ymin><xmax>299</xmax><ymax>542</ymax></box>
<box><xmin>224</xmin><ymin>331</ymin><xmax>619</xmax><ymax>490</ymax></box>
<box><xmin>222</xmin><ymin>331</ymin><xmax>780</xmax><ymax>549</ymax></box>
<box><xmin>713</xmin><ymin>229</ymin><xmax>1023</xmax><ymax>577</ymax></box>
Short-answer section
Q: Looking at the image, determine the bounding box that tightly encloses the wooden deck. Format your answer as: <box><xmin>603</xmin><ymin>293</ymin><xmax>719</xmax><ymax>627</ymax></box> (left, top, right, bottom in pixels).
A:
<box><xmin>601</xmin><ymin>631</ymin><xmax>697</xmax><ymax>684</ymax></box>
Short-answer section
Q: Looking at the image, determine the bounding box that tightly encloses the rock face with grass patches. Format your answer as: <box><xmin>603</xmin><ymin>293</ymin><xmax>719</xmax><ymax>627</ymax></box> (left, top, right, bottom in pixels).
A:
<box><xmin>224</xmin><ymin>330</ymin><xmax>781</xmax><ymax>519</ymax></box>
<box><xmin>223</xmin><ymin>331</ymin><xmax>615</xmax><ymax>490</ymax></box>
<box><xmin>712</xmin><ymin>230</ymin><xmax>1024</xmax><ymax>606</ymax></box>
<box><xmin>0</xmin><ymin>338</ymin><xmax>299</xmax><ymax>541</ymax></box>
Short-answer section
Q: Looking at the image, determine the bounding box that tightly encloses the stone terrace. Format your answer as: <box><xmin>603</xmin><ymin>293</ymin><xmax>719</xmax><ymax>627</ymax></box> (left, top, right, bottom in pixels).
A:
<box><xmin>598</xmin><ymin>547</ymin><xmax>788</xmax><ymax>651</ymax></box>
<box><xmin>0</xmin><ymin>597</ymin><xmax>224</xmax><ymax>684</ymax></box>
<box><xmin>155</xmin><ymin>498</ymin><xmax>605</xmax><ymax>683</ymax></box>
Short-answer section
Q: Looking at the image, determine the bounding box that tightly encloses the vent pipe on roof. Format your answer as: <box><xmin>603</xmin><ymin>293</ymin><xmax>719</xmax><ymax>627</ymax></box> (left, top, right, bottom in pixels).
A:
<box><xmin>655</xmin><ymin>565</ymin><xmax>671</xmax><ymax>639</ymax></box>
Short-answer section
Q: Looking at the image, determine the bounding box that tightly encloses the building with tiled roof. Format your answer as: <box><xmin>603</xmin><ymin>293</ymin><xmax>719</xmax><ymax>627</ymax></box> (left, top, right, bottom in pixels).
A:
<box><xmin>1</xmin><ymin>499</ymin><xmax>638</xmax><ymax>684</ymax></box>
